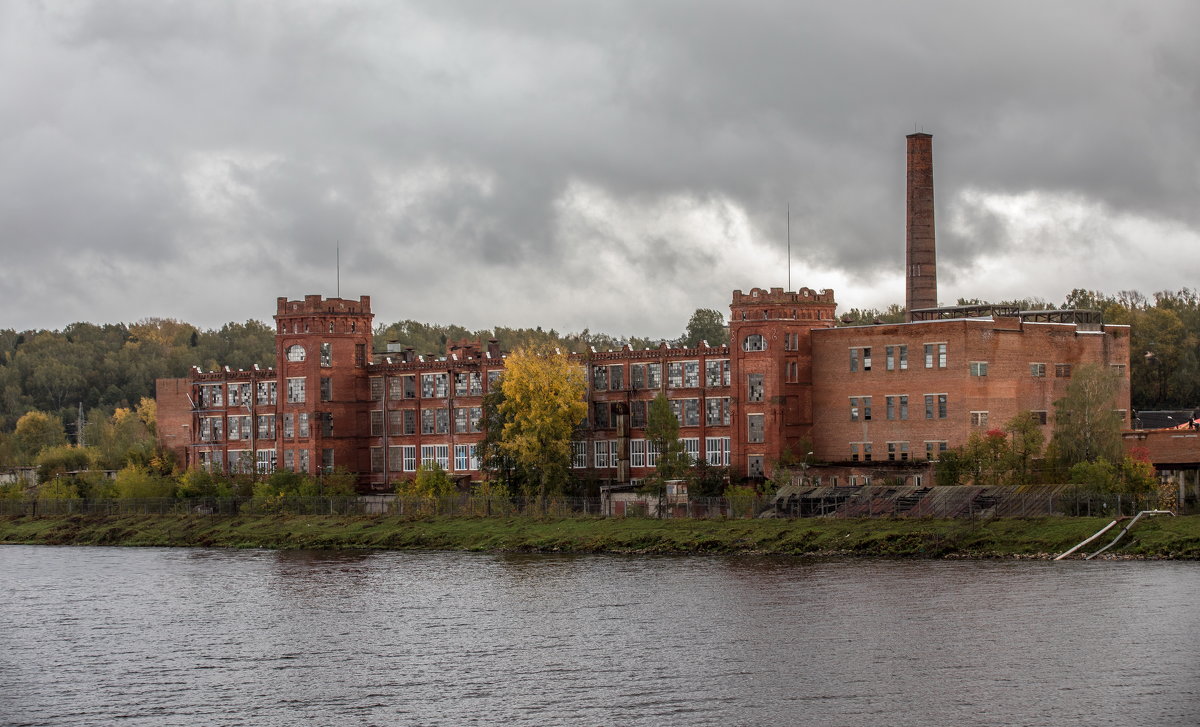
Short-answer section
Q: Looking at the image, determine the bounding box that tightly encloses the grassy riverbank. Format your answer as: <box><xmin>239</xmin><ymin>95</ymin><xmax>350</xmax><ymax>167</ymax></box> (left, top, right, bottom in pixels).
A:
<box><xmin>3</xmin><ymin>513</ymin><xmax>1200</xmax><ymax>557</ymax></box>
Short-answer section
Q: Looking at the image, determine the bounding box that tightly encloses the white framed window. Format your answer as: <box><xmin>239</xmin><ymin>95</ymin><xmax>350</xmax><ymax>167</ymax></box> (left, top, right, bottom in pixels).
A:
<box><xmin>681</xmin><ymin>437</ymin><xmax>700</xmax><ymax>463</ymax></box>
<box><xmin>572</xmin><ymin>441</ymin><xmax>588</xmax><ymax>469</ymax></box>
<box><xmin>743</xmin><ymin>334</ymin><xmax>767</xmax><ymax>352</ymax></box>
<box><xmin>402</xmin><ymin>445</ymin><xmax>416</xmax><ymax>472</ymax></box>
<box><xmin>969</xmin><ymin>361</ymin><xmax>988</xmax><ymax>377</ymax></box>
<box><xmin>454</xmin><ymin>444</ymin><xmax>476</xmax><ymax>471</ymax></box>
<box><xmin>286</xmin><ymin>344</ymin><xmax>306</xmax><ymax>362</ymax></box>
<box><xmin>594</xmin><ymin>440</ymin><xmax>611</xmax><ymax>469</ymax></box>
<box><xmin>646</xmin><ymin>440</ymin><xmax>660</xmax><ymax>468</ymax></box>
<box><xmin>256</xmin><ymin>449</ymin><xmax>277</xmax><ymax>475</ymax></box>
<box><xmin>925</xmin><ymin>441</ymin><xmax>948</xmax><ymax>460</ymax></box>
<box><xmin>970</xmin><ymin>411</ymin><xmax>989</xmax><ymax>427</ymax></box>
<box><xmin>420</xmin><ymin>444</ymin><xmax>450</xmax><ymax>469</ymax></box>
<box><xmin>1030</xmin><ymin>362</ymin><xmax>1046</xmax><ymax>377</ymax></box>
<box><xmin>704</xmin><ymin>436</ymin><xmax>731</xmax><ymax>466</ymax></box>
<box><xmin>924</xmin><ymin>342</ymin><xmax>947</xmax><ymax>368</ymax></box>
<box><xmin>630</xmin><ymin>439</ymin><xmax>646</xmax><ymax>468</ymax></box>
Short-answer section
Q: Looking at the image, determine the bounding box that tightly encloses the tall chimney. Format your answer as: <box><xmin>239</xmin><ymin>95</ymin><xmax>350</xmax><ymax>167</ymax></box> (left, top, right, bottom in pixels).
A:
<box><xmin>905</xmin><ymin>132</ymin><xmax>937</xmax><ymax>320</ymax></box>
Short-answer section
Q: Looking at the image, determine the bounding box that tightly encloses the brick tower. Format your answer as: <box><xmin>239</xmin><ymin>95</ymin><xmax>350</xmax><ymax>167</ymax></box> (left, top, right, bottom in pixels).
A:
<box><xmin>728</xmin><ymin>287</ymin><xmax>837</xmax><ymax>480</ymax></box>
<box><xmin>905</xmin><ymin>132</ymin><xmax>938</xmax><ymax>320</ymax></box>
<box><xmin>273</xmin><ymin>295</ymin><xmax>374</xmax><ymax>477</ymax></box>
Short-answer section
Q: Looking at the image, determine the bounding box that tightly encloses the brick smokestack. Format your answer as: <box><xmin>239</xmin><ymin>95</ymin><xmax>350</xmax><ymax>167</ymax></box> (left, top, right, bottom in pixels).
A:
<box><xmin>905</xmin><ymin>132</ymin><xmax>937</xmax><ymax>320</ymax></box>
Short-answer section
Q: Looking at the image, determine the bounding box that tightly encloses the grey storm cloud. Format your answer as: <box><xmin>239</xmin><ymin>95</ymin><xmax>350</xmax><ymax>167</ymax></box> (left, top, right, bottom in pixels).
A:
<box><xmin>2</xmin><ymin>0</ymin><xmax>1198</xmax><ymax>336</ymax></box>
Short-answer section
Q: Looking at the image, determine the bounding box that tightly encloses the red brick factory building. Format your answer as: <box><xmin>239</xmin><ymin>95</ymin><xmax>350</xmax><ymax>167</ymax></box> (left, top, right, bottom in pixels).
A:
<box><xmin>157</xmin><ymin>134</ymin><xmax>1135</xmax><ymax>491</ymax></box>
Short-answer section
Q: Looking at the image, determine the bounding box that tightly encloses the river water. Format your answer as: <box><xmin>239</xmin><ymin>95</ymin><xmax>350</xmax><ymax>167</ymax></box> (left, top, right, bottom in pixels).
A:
<box><xmin>1</xmin><ymin>546</ymin><xmax>1197</xmax><ymax>726</ymax></box>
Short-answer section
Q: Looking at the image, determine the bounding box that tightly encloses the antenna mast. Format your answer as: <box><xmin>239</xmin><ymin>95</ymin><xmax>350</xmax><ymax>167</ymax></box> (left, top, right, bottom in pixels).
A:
<box><xmin>336</xmin><ymin>242</ymin><xmax>341</xmax><ymax>298</ymax></box>
<box><xmin>787</xmin><ymin>204</ymin><xmax>792</xmax><ymax>291</ymax></box>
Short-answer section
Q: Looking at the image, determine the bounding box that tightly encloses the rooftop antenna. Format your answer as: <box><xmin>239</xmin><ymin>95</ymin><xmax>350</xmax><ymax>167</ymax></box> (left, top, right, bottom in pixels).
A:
<box><xmin>336</xmin><ymin>241</ymin><xmax>340</xmax><ymax>298</ymax></box>
<box><xmin>787</xmin><ymin>204</ymin><xmax>792</xmax><ymax>291</ymax></box>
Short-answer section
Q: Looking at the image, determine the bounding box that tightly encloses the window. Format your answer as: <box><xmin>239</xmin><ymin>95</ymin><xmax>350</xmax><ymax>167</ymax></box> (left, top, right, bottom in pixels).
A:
<box><xmin>394</xmin><ymin>375</ymin><xmax>415</xmax><ymax>399</ymax></box>
<box><xmin>668</xmin><ymin>362</ymin><xmax>683</xmax><ymax>388</ymax></box>
<box><xmin>747</xmin><ymin>414</ymin><xmax>764</xmax><ymax>443</ymax></box>
<box><xmin>969</xmin><ymin>361</ymin><xmax>988</xmax><ymax>377</ymax></box>
<box><xmin>1030</xmin><ymin>363</ymin><xmax>1046</xmax><ymax>377</ymax></box>
<box><xmin>925</xmin><ymin>342</ymin><xmax>947</xmax><ymax>368</ymax></box>
<box><xmin>887</xmin><ymin>345</ymin><xmax>908</xmax><ymax>371</ymax></box>
<box><xmin>286</xmin><ymin>344</ymin><xmax>306</xmax><ymax>362</ymax></box>
<box><xmin>199</xmin><ymin>416</ymin><xmax>224</xmax><ymax>442</ymax></box>
<box><xmin>609</xmin><ymin>365</ymin><xmax>624</xmax><ymax>391</ymax></box>
<box><xmin>370</xmin><ymin>410</ymin><xmax>383</xmax><ymax>437</ymax></box>
<box><xmin>704</xmin><ymin>437</ymin><xmax>730</xmax><ymax>466</ymax></box>
<box><xmin>630</xmin><ymin>439</ymin><xmax>646</xmax><ymax>468</ymax></box>
<box><xmin>455</xmin><ymin>407</ymin><xmax>482</xmax><ymax>433</ymax></box>
<box><xmin>1055</xmin><ymin>364</ymin><xmax>1072</xmax><ymax>378</ymax></box>
<box><xmin>256</xmin><ymin>414</ymin><xmax>276</xmax><ymax>439</ymax></box>
<box><xmin>298</xmin><ymin>449</ymin><xmax>309</xmax><ymax>472</ymax></box>
<box><xmin>1111</xmin><ymin>364</ymin><xmax>1127</xmax><ymax>376</ymax></box>
<box><xmin>886</xmin><ymin>346</ymin><xmax>894</xmax><ymax>371</ymax></box>
<box><xmin>683</xmin><ymin>361</ymin><xmax>700</xmax><ymax>388</ymax></box>
<box><xmin>355</xmin><ymin>343</ymin><xmax>366</xmax><ymax>368</ymax></box>
<box><xmin>646</xmin><ymin>363</ymin><xmax>661</xmax><ymax>388</ymax></box>
<box><xmin>454</xmin><ymin>444</ymin><xmax>478</xmax><ymax>471</ymax></box>
<box><xmin>594</xmin><ymin>440</ymin><xmax>611</xmax><ymax>469</ymax></box>
<box><xmin>227</xmin><ymin>382</ymin><xmax>249</xmax><ymax>407</ymax></box>
<box><xmin>199</xmin><ymin>384</ymin><xmax>223</xmax><ymax>408</ymax></box>
<box><xmin>785</xmin><ymin>360</ymin><xmax>799</xmax><ymax>383</ymax></box>
<box><xmin>862</xmin><ymin>347</ymin><xmax>872</xmax><ymax>371</ymax></box>
<box><xmin>705</xmin><ymin>359</ymin><xmax>731</xmax><ymax>387</ymax></box>
<box><xmin>420</xmin><ymin>444</ymin><xmax>449</xmax><ymax>469</ymax></box>
<box><xmin>593</xmin><ymin>365</ymin><xmax>609</xmax><ymax>391</ymax></box>
<box><xmin>747</xmin><ymin>456</ymin><xmax>764</xmax><ymax>478</ymax></box>
<box><xmin>297</xmin><ymin>412</ymin><xmax>309</xmax><ymax>438</ymax></box>
<box><xmin>886</xmin><ymin>395</ymin><xmax>907</xmax><ymax>420</ymax></box>
<box><xmin>401</xmin><ymin>445</ymin><xmax>416</xmax><ymax>472</ymax></box>
<box><xmin>572</xmin><ymin>441</ymin><xmax>588</xmax><ymax>469</ymax></box>
<box><xmin>1031</xmin><ymin>410</ymin><xmax>1048</xmax><ymax>425</ymax></box>
<box><xmin>681</xmin><ymin>438</ymin><xmax>700</xmax><ymax>463</ymax></box>
<box><xmin>925</xmin><ymin>441</ymin><xmax>948</xmax><ymax>460</ymax></box>
<box><xmin>256</xmin><ymin>381</ymin><xmax>277</xmax><ymax>405</ymax></box>
<box><xmin>747</xmin><ymin>374</ymin><xmax>764</xmax><ymax>402</ymax></box>
<box><xmin>925</xmin><ymin>394</ymin><xmax>948</xmax><ymax>419</ymax></box>
<box><xmin>706</xmin><ymin>397</ymin><xmax>731</xmax><ymax>426</ymax></box>
<box><xmin>593</xmin><ymin>402</ymin><xmax>611</xmax><ymax>429</ymax></box>
<box><xmin>320</xmin><ymin>412</ymin><xmax>333</xmax><ymax>437</ymax></box>
<box><xmin>971</xmin><ymin>411</ymin><xmax>989</xmax><ymax>427</ymax></box>
<box><xmin>849</xmin><ymin>347</ymin><xmax>859</xmax><ymax>372</ymax></box>
<box><xmin>681</xmin><ymin>399</ymin><xmax>700</xmax><ymax>427</ymax></box>
<box><xmin>287</xmin><ymin>378</ymin><xmax>306</xmax><ymax>403</ymax></box>
<box><xmin>631</xmin><ymin>400</ymin><xmax>647</xmax><ymax>428</ymax></box>
<box><xmin>388</xmin><ymin>446</ymin><xmax>403</xmax><ymax>472</ymax></box>
<box><xmin>743</xmin><ymin>334</ymin><xmax>767</xmax><ymax>352</ymax></box>
<box><xmin>283</xmin><ymin>413</ymin><xmax>294</xmax><ymax>439</ymax></box>
<box><xmin>784</xmin><ymin>332</ymin><xmax>800</xmax><ymax>351</ymax></box>
<box><xmin>899</xmin><ymin>345</ymin><xmax>908</xmax><ymax>370</ymax></box>
<box><xmin>320</xmin><ymin>342</ymin><xmax>332</xmax><ymax>367</ymax></box>
<box><xmin>850</xmin><ymin>396</ymin><xmax>872</xmax><ymax>421</ymax></box>
<box><xmin>370</xmin><ymin>447</ymin><xmax>384</xmax><ymax>473</ymax></box>
<box><xmin>256</xmin><ymin>449</ymin><xmax>277</xmax><ymax>475</ymax></box>
<box><xmin>487</xmin><ymin>370</ymin><xmax>502</xmax><ymax>390</ymax></box>
<box><xmin>402</xmin><ymin>409</ymin><xmax>416</xmax><ymax>435</ymax></box>
<box><xmin>421</xmin><ymin>373</ymin><xmax>449</xmax><ymax>398</ymax></box>
<box><xmin>282</xmin><ymin>450</ymin><xmax>294</xmax><ymax>471</ymax></box>
<box><xmin>319</xmin><ymin>377</ymin><xmax>332</xmax><ymax>402</ymax></box>
<box><xmin>646</xmin><ymin>441</ymin><xmax>660</xmax><ymax>468</ymax></box>
<box><xmin>632</xmin><ymin>364</ymin><xmax>645</xmax><ymax>390</ymax></box>
<box><xmin>453</xmin><ymin>372</ymin><xmax>473</xmax><ymax>396</ymax></box>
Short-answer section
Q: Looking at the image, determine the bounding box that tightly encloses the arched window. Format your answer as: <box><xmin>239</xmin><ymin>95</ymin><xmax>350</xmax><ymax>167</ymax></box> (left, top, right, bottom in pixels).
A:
<box><xmin>742</xmin><ymin>334</ymin><xmax>767</xmax><ymax>352</ymax></box>
<box><xmin>286</xmin><ymin>345</ymin><xmax>306</xmax><ymax>362</ymax></box>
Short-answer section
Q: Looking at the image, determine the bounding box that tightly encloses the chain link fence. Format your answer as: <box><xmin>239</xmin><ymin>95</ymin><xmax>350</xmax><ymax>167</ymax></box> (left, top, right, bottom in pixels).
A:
<box><xmin>0</xmin><ymin>485</ymin><xmax>1180</xmax><ymax>519</ymax></box>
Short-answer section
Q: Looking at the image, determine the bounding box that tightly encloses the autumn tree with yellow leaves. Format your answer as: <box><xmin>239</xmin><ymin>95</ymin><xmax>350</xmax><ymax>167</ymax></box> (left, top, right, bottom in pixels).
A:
<box><xmin>497</xmin><ymin>346</ymin><xmax>587</xmax><ymax>498</ymax></box>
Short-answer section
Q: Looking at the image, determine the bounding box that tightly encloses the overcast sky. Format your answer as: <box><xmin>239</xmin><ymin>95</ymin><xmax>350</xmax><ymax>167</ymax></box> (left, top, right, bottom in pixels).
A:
<box><xmin>2</xmin><ymin>1</ymin><xmax>1198</xmax><ymax>338</ymax></box>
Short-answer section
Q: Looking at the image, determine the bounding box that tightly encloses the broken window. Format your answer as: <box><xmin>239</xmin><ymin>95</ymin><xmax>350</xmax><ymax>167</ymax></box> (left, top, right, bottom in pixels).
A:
<box><xmin>683</xmin><ymin>361</ymin><xmax>700</xmax><ymax>388</ymax></box>
<box><xmin>743</xmin><ymin>334</ymin><xmax>767</xmax><ymax>352</ymax></box>
<box><xmin>609</xmin><ymin>365</ymin><xmax>624</xmax><ymax>391</ymax></box>
<box><xmin>705</xmin><ymin>359</ymin><xmax>730</xmax><ymax>387</ymax></box>
<box><xmin>748</xmin><ymin>374</ymin><xmax>764</xmax><ymax>402</ymax></box>
<box><xmin>668</xmin><ymin>362</ymin><xmax>684</xmax><ymax>388</ymax></box>
<box><xmin>747</xmin><ymin>414</ymin><xmax>764</xmax><ymax>443</ymax></box>
<box><xmin>320</xmin><ymin>342</ymin><xmax>332</xmax><ymax>367</ymax></box>
<box><xmin>319</xmin><ymin>377</ymin><xmax>332</xmax><ymax>402</ymax></box>
<box><xmin>256</xmin><ymin>414</ymin><xmax>276</xmax><ymax>439</ymax></box>
<box><xmin>288</xmin><ymin>378</ymin><xmax>306</xmax><ymax>403</ymax></box>
<box><xmin>593</xmin><ymin>402</ymin><xmax>611</xmax><ymax>429</ymax></box>
<box><xmin>631</xmin><ymin>400</ymin><xmax>647</xmax><ymax>428</ymax></box>
<box><xmin>706</xmin><ymin>397</ymin><xmax>730</xmax><ymax>426</ymax></box>
<box><xmin>646</xmin><ymin>363</ymin><xmax>661</xmax><ymax>388</ymax></box>
<box><xmin>632</xmin><ymin>364</ymin><xmax>645</xmax><ymax>389</ymax></box>
<box><xmin>256</xmin><ymin>381</ymin><xmax>277</xmax><ymax>405</ymax></box>
<box><xmin>421</xmin><ymin>373</ymin><xmax>448</xmax><ymax>398</ymax></box>
<box><xmin>593</xmin><ymin>366</ymin><xmax>609</xmax><ymax>391</ymax></box>
<box><xmin>283</xmin><ymin>413</ymin><xmax>294</xmax><ymax>439</ymax></box>
<box><xmin>297</xmin><ymin>412</ymin><xmax>309</xmax><ymax>437</ymax></box>
<box><xmin>682</xmin><ymin>399</ymin><xmax>700</xmax><ymax>427</ymax></box>
<box><xmin>370</xmin><ymin>410</ymin><xmax>383</xmax><ymax>436</ymax></box>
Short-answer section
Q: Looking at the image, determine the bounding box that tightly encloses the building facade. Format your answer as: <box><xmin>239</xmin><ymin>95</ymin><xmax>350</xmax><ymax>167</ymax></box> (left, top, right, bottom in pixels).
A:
<box><xmin>155</xmin><ymin>133</ymin><xmax>1132</xmax><ymax>490</ymax></box>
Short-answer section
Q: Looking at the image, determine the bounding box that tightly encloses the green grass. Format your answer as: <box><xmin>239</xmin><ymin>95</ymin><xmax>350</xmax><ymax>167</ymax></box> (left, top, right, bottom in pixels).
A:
<box><xmin>3</xmin><ymin>513</ymin><xmax>1200</xmax><ymax>557</ymax></box>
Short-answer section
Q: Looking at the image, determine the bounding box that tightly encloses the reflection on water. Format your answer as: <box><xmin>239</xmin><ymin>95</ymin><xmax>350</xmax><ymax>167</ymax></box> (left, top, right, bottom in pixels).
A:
<box><xmin>1</xmin><ymin>546</ymin><xmax>1198</xmax><ymax>726</ymax></box>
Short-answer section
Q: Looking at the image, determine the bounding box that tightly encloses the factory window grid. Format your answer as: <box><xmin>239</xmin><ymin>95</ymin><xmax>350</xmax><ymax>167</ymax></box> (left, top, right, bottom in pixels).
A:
<box><xmin>969</xmin><ymin>361</ymin><xmax>989</xmax><ymax>377</ymax></box>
